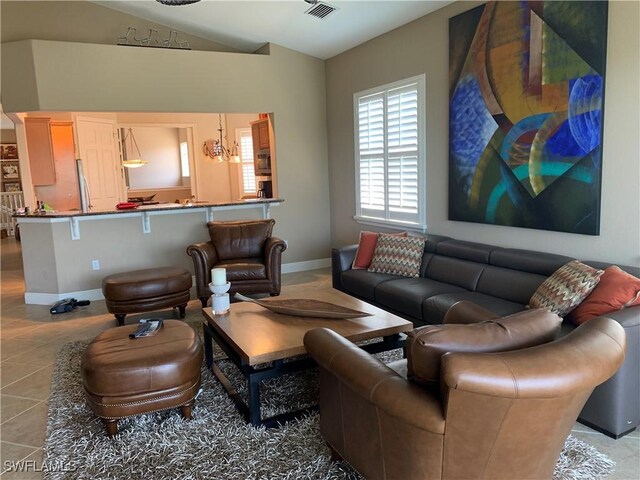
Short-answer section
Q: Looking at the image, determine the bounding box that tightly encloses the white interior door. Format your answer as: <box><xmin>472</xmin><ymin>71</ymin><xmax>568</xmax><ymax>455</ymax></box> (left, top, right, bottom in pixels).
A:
<box><xmin>75</xmin><ymin>117</ymin><xmax>124</xmax><ymax>210</ymax></box>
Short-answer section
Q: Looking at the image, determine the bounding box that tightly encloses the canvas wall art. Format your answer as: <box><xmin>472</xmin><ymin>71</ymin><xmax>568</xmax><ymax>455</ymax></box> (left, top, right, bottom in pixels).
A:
<box><xmin>449</xmin><ymin>1</ymin><xmax>608</xmax><ymax>234</ymax></box>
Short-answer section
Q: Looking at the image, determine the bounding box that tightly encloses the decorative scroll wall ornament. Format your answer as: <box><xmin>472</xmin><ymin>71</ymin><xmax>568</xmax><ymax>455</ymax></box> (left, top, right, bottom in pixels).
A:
<box><xmin>117</xmin><ymin>27</ymin><xmax>191</xmax><ymax>49</ymax></box>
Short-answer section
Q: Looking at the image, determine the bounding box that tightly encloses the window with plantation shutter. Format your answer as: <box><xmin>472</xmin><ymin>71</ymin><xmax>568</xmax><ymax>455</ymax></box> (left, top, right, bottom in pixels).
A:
<box><xmin>236</xmin><ymin>128</ymin><xmax>256</xmax><ymax>196</ymax></box>
<box><xmin>354</xmin><ymin>75</ymin><xmax>426</xmax><ymax>230</ymax></box>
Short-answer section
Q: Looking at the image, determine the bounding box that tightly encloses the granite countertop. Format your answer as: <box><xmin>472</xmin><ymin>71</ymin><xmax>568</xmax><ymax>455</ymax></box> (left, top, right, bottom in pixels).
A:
<box><xmin>14</xmin><ymin>198</ymin><xmax>284</xmax><ymax>219</ymax></box>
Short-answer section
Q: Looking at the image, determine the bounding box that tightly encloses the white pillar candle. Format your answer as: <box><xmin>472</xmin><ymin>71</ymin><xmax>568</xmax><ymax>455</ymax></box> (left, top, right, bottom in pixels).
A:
<box><xmin>211</xmin><ymin>268</ymin><xmax>227</xmax><ymax>286</ymax></box>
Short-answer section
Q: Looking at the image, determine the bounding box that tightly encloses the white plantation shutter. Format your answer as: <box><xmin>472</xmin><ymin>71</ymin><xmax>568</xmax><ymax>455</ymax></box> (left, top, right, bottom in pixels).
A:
<box><xmin>237</xmin><ymin>129</ymin><xmax>256</xmax><ymax>195</ymax></box>
<box><xmin>355</xmin><ymin>75</ymin><xmax>425</xmax><ymax>229</ymax></box>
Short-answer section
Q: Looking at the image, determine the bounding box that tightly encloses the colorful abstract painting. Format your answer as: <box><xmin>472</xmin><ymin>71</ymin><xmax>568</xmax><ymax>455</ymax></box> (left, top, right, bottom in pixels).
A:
<box><xmin>448</xmin><ymin>1</ymin><xmax>607</xmax><ymax>234</ymax></box>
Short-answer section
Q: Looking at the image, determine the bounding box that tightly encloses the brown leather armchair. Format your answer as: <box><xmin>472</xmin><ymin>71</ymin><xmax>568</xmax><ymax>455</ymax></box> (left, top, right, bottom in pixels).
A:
<box><xmin>304</xmin><ymin>303</ymin><xmax>626</xmax><ymax>480</ymax></box>
<box><xmin>187</xmin><ymin>219</ymin><xmax>287</xmax><ymax>307</ymax></box>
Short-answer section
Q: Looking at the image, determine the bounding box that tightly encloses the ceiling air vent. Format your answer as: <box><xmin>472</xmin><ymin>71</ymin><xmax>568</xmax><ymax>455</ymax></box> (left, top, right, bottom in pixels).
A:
<box><xmin>305</xmin><ymin>2</ymin><xmax>338</xmax><ymax>19</ymax></box>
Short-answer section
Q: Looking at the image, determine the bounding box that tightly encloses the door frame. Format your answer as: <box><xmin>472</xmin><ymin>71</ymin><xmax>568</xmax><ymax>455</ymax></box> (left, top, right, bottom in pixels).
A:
<box><xmin>116</xmin><ymin>122</ymin><xmax>198</xmax><ymax>200</ymax></box>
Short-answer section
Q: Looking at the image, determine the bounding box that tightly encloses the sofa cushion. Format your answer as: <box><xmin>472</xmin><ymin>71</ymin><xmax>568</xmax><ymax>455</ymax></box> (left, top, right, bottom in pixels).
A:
<box><xmin>340</xmin><ymin>269</ymin><xmax>400</xmax><ymax>301</ymax></box>
<box><xmin>375</xmin><ymin>278</ymin><xmax>466</xmax><ymax>320</ymax></box>
<box><xmin>406</xmin><ymin>309</ymin><xmax>562</xmax><ymax>389</ymax></box>
<box><xmin>568</xmin><ymin>266</ymin><xmax>640</xmax><ymax>325</ymax></box>
<box><xmin>529</xmin><ymin>260</ymin><xmax>604</xmax><ymax>317</ymax></box>
<box><xmin>425</xmin><ymin>256</ymin><xmax>485</xmax><ymax>291</ymax></box>
<box><xmin>435</xmin><ymin>239</ymin><xmax>497</xmax><ymax>263</ymax></box>
<box><xmin>368</xmin><ymin>235</ymin><xmax>425</xmax><ymax>278</ymax></box>
<box><xmin>476</xmin><ymin>266</ymin><xmax>547</xmax><ymax>305</ymax></box>
<box><xmin>216</xmin><ymin>259</ymin><xmax>266</xmax><ymax>281</ymax></box>
<box><xmin>422</xmin><ymin>292</ymin><xmax>525</xmax><ymax>325</ymax></box>
<box><xmin>489</xmin><ymin>248</ymin><xmax>574</xmax><ymax>276</ymax></box>
<box><xmin>207</xmin><ymin>219</ymin><xmax>274</xmax><ymax>261</ymax></box>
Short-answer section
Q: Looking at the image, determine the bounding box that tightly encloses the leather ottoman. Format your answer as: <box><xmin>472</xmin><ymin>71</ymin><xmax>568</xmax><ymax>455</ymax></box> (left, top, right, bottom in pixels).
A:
<box><xmin>102</xmin><ymin>266</ymin><xmax>192</xmax><ymax>326</ymax></box>
<box><xmin>81</xmin><ymin>320</ymin><xmax>203</xmax><ymax>437</ymax></box>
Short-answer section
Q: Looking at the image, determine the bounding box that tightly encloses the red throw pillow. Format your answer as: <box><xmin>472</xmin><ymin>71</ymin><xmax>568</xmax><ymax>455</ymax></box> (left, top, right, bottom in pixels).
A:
<box><xmin>569</xmin><ymin>266</ymin><xmax>640</xmax><ymax>325</ymax></box>
<box><xmin>351</xmin><ymin>230</ymin><xmax>407</xmax><ymax>269</ymax></box>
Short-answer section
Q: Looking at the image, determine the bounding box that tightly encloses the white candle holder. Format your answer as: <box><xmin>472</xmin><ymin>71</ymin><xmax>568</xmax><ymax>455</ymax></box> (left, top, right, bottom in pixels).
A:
<box><xmin>209</xmin><ymin>281</ymin><xmax>231</xmax><ymax>315</ymax></box>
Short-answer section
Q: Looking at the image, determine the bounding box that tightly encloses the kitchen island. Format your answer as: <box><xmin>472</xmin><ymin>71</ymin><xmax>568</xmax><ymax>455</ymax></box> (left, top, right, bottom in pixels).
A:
<box><xmin>15</xmin><ymin>199</ymin><xmax>283</xmax><ymax>304</ymax></box>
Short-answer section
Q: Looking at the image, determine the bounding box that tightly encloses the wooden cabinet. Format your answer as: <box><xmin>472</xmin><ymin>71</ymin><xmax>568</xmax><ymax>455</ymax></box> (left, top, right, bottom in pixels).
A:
<box><xmin>250</xmin><ymin>118</ymin><xmax>272</xmax><ymax>176</ymax></box>
<box><xmin>25</xmin><ymin>118</ymin><xmax>56</xmax><ymax>186</ymax></box>
<box><xmin>251</xmin><ymin>119</ymin><xmax>270</xmax><ymax>151</ymax></box>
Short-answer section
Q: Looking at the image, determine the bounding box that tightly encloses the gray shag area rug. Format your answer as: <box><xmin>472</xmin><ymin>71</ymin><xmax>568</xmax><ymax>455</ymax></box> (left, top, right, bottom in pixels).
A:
<box><xmin>44</xmin><ymin>338</ymin><xmax>616</xmax><ymax>480</ymax></box>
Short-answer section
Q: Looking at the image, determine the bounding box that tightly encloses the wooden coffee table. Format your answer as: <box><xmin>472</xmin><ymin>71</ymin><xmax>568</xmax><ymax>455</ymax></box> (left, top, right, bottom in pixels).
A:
<box><xmin>201</xmin><ymin>290</ymin><xmax>412</xmax><ymax>427</ymax></box>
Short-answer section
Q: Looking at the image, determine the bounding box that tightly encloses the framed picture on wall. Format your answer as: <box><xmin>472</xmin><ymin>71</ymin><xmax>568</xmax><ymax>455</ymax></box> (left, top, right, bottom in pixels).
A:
<box><xmin>0</xmin><ymin>144</ymin><xmax>18</xmax><ymax>160</ymax></box>
<box><xmin>1</xmin><ymin>163</ymin><xmax>20</xmax><ymax>179</ymax></box>
<box><xmin>3</xmin><ymin>182</ymin><xmax>21</xmax><ymax>192</ymax></box>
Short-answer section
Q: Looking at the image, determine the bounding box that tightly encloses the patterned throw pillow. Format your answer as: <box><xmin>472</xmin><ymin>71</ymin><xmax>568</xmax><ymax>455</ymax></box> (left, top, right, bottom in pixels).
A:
<box><xmin>529</xmin><ymin>260</ymin><xmax>604</xmax><ymax>317</ymax></box>
<box><xmin>368</xmin><ymin>234</ymin><xmax>425</xmax><ymax>278</ymax></box>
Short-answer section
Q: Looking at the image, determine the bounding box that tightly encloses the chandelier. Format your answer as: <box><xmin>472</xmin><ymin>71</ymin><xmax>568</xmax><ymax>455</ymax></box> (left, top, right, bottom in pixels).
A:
<box><xmin>203</xmin><ymin>114</ymin><xmax>241</xmax><ymax>164</ymax></box>
<box><xmin>122</xmin><ymin>128</ymin><xmax>148</xmax><ymax>169</ymax></box>
<box><xmin>155</xmin><ymin>0</ymin><xmax>201</xmax><ymax>5</ymax></box>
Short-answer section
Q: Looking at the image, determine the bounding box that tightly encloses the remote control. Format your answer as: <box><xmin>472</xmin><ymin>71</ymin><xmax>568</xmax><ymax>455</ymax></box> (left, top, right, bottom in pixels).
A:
<box><xmin>129</xmin><ymin>322</ymin><xmax>152</xmax><ymax>339</ymax></box>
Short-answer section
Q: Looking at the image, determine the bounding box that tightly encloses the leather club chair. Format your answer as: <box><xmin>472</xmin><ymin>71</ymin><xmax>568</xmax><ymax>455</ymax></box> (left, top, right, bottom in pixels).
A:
<box><xmin>304</xmin><ymin>302</ymin><xmax>626</xmax><ymax>480</ymax></box>
<box><xmin>187</xmin><ymin>219</ymin><xmax>287</xmax><ymax>307</ymax></box>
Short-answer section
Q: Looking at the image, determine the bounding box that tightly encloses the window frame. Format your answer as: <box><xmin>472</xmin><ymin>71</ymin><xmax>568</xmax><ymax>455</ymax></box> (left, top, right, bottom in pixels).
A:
<box><xmin>353</xmin><ymin>74</ymin><xmax>427</xmax><ymax>232</ymax></box>
<box><xmin>235</xmin><ymin>127</ymin><xmax>257</xmax><ymax>198</ymax></box>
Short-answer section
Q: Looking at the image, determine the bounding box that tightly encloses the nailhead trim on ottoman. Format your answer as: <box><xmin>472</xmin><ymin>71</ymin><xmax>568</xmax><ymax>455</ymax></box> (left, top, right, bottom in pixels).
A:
<box><xmin>81</xmin><ymin>320</ymin><xmax>203</xmax><ymax>437</ymax></box>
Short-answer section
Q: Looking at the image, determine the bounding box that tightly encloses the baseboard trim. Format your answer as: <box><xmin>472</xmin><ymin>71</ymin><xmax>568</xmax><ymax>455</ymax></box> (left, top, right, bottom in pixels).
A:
<box><xmin>23</xmin><ymin>263</ymin><xmax>329</xmax><ymax>305</ymax></box>
<box><xmin>24</xmin><ymin>289</ymin><xmax>105</xmax><ymax>305</ymax></box>
<box><xmin>282</xmin><ymin>258</ymin><xmax>331</xmax><ymax>274</ymax></box>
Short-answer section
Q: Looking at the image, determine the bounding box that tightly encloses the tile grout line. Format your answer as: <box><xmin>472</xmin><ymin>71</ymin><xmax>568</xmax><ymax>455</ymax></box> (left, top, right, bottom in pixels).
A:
<box><xmin>0</xmin><ymin>399</ymin><xmax>45</xmax><ymax>426</ymax></box>
<box><xmin>1</xmin><ymin>364</ymin><xmax>50</xmax><ymax>390</ymax></box>
<box><xmin>0</xmin><ymin>444</ymin><xmax>39</xmax><ymax>475</ymax></box>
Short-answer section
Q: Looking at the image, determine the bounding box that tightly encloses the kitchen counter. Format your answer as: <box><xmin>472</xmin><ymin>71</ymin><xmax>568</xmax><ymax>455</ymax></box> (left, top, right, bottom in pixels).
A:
<box><xmin>16</xmin><ymin>198</ymin><xmax>283</xmax><ymax>240</ymax></box>
<box><xmin>15</xmin><ymin>198</ymin><xmax>283</xmax><ymax>218</ymax></box>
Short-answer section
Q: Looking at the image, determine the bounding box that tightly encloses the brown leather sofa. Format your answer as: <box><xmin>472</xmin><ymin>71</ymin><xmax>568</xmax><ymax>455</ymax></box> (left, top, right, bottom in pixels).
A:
<box><xmin>187</xmin><ymin>219</ymin><xmax>287</xmax><ymax>307</ymax></box>
<box><xmin>304</xmin><ymin>308</ymin><xmax>626</xmax><ymax>480</ymax></box>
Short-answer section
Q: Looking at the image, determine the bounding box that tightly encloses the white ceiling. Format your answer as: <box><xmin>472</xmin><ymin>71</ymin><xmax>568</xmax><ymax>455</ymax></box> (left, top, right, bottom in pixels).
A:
<box><xmin>94</xmin><ymin>0</ymin><xmax>453</xmax><ymax>60</ymax></box>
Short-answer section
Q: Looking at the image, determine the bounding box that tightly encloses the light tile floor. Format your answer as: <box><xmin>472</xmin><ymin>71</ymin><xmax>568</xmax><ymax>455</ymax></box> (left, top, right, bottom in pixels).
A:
<box><xmin>0</xmin><ymin>237</ymin><xmax>638</xmax><ymax>479</ymax></box>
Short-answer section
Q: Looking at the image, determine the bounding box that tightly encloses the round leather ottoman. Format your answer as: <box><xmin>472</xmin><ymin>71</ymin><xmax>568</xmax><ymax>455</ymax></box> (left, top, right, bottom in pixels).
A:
<box><xmin>81</xmin><ymin>320</ymin><xmax>203</xmax><ymax>437</ymax></box>
<box><xmin>102</xmin><ymin>266</ymin><xmax>192</xmax><ymax>326</ymax></box>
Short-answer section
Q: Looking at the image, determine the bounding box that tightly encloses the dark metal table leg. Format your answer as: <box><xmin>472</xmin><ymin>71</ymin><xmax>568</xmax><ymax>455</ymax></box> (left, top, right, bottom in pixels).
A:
<box><xmin>203</xmin><ymin>322</ymin><xmax>213</xmax><ymax>369</ymax></box>
<box><xmin>248</xmin><ymin>374</ymin><xmax>262</xmax><ymax>426</ymax></box>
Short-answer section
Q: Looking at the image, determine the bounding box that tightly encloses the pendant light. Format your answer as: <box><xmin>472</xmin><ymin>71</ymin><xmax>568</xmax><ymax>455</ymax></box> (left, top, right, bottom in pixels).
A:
<box><xmin>122</xmin><ymin>128</ymin><xmax>148</xmax><ymax>169</ymax></box>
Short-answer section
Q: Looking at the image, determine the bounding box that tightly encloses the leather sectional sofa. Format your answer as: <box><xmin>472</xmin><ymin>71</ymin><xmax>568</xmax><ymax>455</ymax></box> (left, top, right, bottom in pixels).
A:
<box><xmin>332</xmin><ymin>233</ymin><xmax>639</xmax><ymax>439</ymax></box>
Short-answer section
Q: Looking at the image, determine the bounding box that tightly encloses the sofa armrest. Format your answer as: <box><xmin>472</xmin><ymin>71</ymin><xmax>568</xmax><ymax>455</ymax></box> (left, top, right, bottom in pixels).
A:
<box><xmin>304</xmin><ymin>327</ymin><xmax>445</xmax><ymax>433</ymax></box>
<box><xmin>186</xmin><ymin>242</ymin><xmax>219</xmax><ymax>300</ymax></box>
<box><xmin>442</xmin><ymin>301</ymin><xmax>500</xmax><ymax>325</ymax></box>
<box><xmin>331</xmin><ymin>244</ymin><xmax>358</xmax><ymax>290</ymax></box>
<box><xmin>594</xmin><ymin>305</ymin><xmax>640</xmax><ymax>328</ymax></box>
<box><xmin>264</xmin><ymin>236</ymin><xmax>287</xmax><ymax>281</ymax></box>
<box><xmin>442</xmin><ymin>317</ymin><xmax>625</xmax><ymax>400</ymax></box>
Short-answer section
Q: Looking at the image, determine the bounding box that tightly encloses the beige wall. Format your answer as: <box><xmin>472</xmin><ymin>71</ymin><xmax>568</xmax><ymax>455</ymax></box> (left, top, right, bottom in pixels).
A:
<box><xmin>0</xmin><ymin>0</ymin><xmax>237</xmax><ymax>53</ymax></box>
<box><xmin>1</xmin><ymin>129</ymin><xmax>16</xmax><ymax>143</ymax></box>
<box><xmin>2</xmin><ymin>38</ymin><xmax>330</xmax><ymax>266</ymax></box>
<box><xmin>326</xmin><ymin>0</ymin><xmax>640</xmax><ymax>266</ymax></box>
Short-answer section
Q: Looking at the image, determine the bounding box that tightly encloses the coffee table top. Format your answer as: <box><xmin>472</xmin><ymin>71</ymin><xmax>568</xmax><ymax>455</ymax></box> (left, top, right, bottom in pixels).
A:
<box><xmin>202</xmin><ymin>290</ymin><xmax>412</xmax><ymax>365</ymax></box>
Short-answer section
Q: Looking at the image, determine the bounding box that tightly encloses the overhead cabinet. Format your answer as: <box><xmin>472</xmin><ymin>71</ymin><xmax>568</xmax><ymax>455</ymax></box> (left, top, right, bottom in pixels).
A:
<box><xmin>25</xmin><ymin>118</ymin><xmax>56</xmax><ymax>186</ymax></box>
<box><xmin>251</xmin><ymin>119</ymin><xmax>270</xmax><ymax>150</ymax></box>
